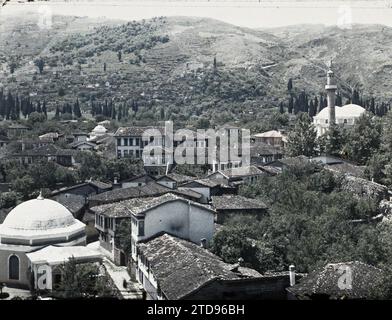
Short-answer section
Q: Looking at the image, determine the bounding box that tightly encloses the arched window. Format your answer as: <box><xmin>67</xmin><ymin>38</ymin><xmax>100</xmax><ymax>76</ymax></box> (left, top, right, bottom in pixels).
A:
<box><xmin>9</xmin><ymin>255</ymin><xmax>19</xmax><ymax>280</ymax></box>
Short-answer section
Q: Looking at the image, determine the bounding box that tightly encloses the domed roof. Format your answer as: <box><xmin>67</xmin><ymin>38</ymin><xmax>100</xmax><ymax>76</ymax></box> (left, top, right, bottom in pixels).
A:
<box><xmin>314</xmin><ymin>104</ymin><xmax>366</xmax><ymax>119</ymax></box>
<box><xmin>1</xmin><ymin>196</ymin><xmax>76</xmax><ymax>231</ymax></box>
<box><xmin>92</xmin><ymin>125</ymin><xmax>107</xmax><ymax>134</ymax></box>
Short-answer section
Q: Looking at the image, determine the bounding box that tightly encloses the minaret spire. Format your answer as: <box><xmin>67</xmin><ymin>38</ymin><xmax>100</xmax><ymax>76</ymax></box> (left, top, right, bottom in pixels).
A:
<box><xmin>325</xmin><ymin>61</ymin><xmax>337</xmax><ymax>127</ymax></box>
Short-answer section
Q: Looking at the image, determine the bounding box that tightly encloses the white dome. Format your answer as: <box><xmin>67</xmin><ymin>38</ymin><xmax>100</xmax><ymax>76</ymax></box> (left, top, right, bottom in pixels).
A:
<box><xmin>92</xmin><ymin>125</ymin><xmax>107</xmax><ymax>134</ymax></box>
<box><xmin>0</xmin><ymin>196</ymin><xmax>86</xmax><ymax>243</ymax></box>
<box><xmin>2</xmin><ymin>198</ymin><xmax>75</xmax><ymax>231</ymax></box>
<box><xmin>314</xmin><ymin>104</ymin><xmax>366</xmax><ymax>120</ymax></box>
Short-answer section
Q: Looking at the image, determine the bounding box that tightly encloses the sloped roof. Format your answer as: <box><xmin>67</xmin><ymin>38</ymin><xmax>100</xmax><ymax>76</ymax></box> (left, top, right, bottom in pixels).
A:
<box><xmin>287</xmin><ymin>261</ymin><xmax>384</xmax><ymax>299</ymax></box>
<box><xmin>91</xmin><ymin>193</ymin><xmax>213</xmax><ymax>218</ymax></box>
<box><xmin>215</xmin><ymin>165</ymin><xmax>264</xmax><ymax>179</ymax></box>
<box><xmin>156</xmin><ymin>172</ymin><xmax>195</xmax><ymax>184</ymax></box>
<box><xmin>211</xmin><ymin>195</ymin><xmax>267</xmax><ymax>211</ymax></box>
<box><xmin>253</xmin><ymin>130</ymin><xmax>284</xmax><ymax>138</ymax></box>
<box><xmin>137</xmin><ymin>234</ymin><xmax>242</xmax><ymax>300</ymax></box>
<box><xmin>51</xmin><ymin>193</ymin><xmax>86</xmax><ymax>215</ymax></box>
<box><xmin>114</xmin><ymin>126</ymin><xmax>165</xmax><ymax>137</ymax></box>
<box><xmin>250</xmin><ymin>142</ymin><xmax>283</xmax><ymax>156</ymax></box>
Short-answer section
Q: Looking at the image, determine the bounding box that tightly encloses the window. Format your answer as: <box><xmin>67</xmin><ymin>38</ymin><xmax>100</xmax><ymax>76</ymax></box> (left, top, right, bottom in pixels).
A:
<box><xmin>9</xmin><ymin>255</ymin><xmax>19</xmax><ymax>280</ymax></box>
<box><xmin>138</xmin><ymin>220</ymin><xmax>145</xmax><ymax>236</ymax></box>
<box><xmin>136</xmin><ymin>150</ymin><xmax>140</xmax><ymax>158</ymax></box>
<box><xmin>130</xmin><ymin>138</ymin><xmax>134</xmax><ymax>146</ymax></box>
<box><xmin>124</xmin><ymin>150</ymin><xmax>129</xmax><ymax>157</ymax></box>
<box><xmin>117</xmin><ymin>138</ymin><xmax>121</xmax><ymax>146</ymax></box>
<box><xmin>117</xmin><ymin>150</ymin><xmax>122</xmax><ymax>158</ymax></box>
<box><xmin>344</xmin><ymin>119</ymin><xmax>348</xmax><ymax>124</ymax></box>
<box><xmin>124</xmin><ymin>138</ymin><xmax>128</xmax><ymax>146</ymax></box>
<box><xmin>136</xmin><ymin>138</ymin><xmax>140</xmax><ymax>146</ymax></box>
<box><xmin>130</xmin><ymin>150</ymin><xmax>134</xmax><ymax>157</ymax></box>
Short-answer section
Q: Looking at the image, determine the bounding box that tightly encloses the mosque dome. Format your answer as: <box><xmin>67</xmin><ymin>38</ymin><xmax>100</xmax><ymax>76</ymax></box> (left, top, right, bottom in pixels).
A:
<box><xmin>0</xmin><ymin>194</ymin><xmax>86</xmax><ymax>244</ymax></box>
<box><xmin>314</xmin><ymin>104</ymin><xmax>366</xmax><ymax>120</ymax></box>
<box><xmin>92</xmin><ymin>125</ymin><xmax>107</xmax><ymax>135</ymax></box>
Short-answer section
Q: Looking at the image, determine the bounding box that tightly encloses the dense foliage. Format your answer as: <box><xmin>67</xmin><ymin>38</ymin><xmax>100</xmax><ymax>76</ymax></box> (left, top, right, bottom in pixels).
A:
<box><xmin>211</xmin><ymin>163</ymin><xmax>392</xmax><ymax>274</ymax></box>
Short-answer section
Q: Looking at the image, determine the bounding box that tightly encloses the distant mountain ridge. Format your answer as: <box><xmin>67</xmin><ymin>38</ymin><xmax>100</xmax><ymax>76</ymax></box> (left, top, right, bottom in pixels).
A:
<box><xmin>1</xmin><ymin>15</ymin><xmax>392</xmax><ymax>125</ymax></box>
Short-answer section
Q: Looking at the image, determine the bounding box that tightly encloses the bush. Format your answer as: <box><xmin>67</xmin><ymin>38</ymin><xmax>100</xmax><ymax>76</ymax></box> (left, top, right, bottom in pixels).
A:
<box><xmin>0</xmin><ymin>292</ymin><xmax>10</xmax><ymax>299</ymax></box>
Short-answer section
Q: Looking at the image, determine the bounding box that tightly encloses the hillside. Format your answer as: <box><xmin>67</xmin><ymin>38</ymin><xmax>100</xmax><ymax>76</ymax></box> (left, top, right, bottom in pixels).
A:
<box><xmin>1</xmin><ymin>14</ymin><xmax>392</xmax><ymax>128</ymax></box>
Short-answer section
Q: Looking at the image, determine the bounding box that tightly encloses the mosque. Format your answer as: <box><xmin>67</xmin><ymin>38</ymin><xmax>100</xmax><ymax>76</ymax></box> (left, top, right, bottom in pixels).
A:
<box><xmin>0</xmin><ymin>193</ymin><xmax>100</xmax><ymax>289</ymax></box>
<box><xmin>313</xmin><ymin>66</ymin><xmax>366</xmax><ymax>136</ymax></box>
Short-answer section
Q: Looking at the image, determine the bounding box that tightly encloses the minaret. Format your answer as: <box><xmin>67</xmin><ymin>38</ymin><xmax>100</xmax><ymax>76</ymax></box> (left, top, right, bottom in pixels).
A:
<box><xmin>325</xmin><ymin>61</ymin><xmax>337</xmax><ymax>127</ymax></box>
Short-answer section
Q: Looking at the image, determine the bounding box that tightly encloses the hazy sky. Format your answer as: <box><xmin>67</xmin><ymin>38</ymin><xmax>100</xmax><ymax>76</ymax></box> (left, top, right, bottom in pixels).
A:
<box><xmin>1</xmin><ymin>1</ymin><xmax>392</xmax><ymax>28</ymax></box>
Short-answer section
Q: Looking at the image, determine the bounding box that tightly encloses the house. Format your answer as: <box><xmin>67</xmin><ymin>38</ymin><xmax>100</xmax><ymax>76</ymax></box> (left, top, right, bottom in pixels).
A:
<box><xmin>268</xmin><ymin>155</ymin><xmax>310</xmax><ymax>173</ymax></box>
<box><xmin>121</xmin><ymin>174</ymin><xmax>156</xmax><ymax>188</ymax></box>
<box><xmin>39</xmin><ymin>132</ymin><xmax>62</xmax><ymax>142</ymax></box>
<box><xmin>70</xmin><ymin>140</ymin><xmax>96</xmax><ymax>151</ymax></box>
<box><xmin>0</xmin><ymin>135</ymin><xmax>9</xmax><ymax>148</ymax></box>
<box><xmin>72</xmin><ymin>131</ymin><xmax>89</xmax><ymax>143</ymax></box>
<box><xmin>26</xmin><ymin>246</ymin><xmax>103</xmax><ymax>291</ymax></box>
<box><xmin>21</xmin><ymin>137</ymin><xmax>53</xmax><ymax>151</ymax></box>
<box><xmin>180</xmin><ymin>178</ymin><xmax>225</xmax><ymax>203</ymax></box>
<box><xmin>252</xmin><ymin>130</ymin><xmax>286</xmax><ymax>147</ymax></box>
<box><xmin>208</xmin><ymin>165</ymin><xmax>265</xmax><ymax>187</ymax></box>
<box><xmin>212</xmin><ymin>125</ymin><xmax>243</xmax><ymax>172</ymax></box>
<box><xmin>136</xmin><ymin>233</ymin><xmax>299</xmax><ymax>300</ymax></box>
<box><xmin>7</xmin><ymin>124</ymin><xmax>30</xmax><ymax>137</ymax></box>
<box><xmin>250</xmin><ymin>142</ymin><xmax>284</xmax><ymax>165</ymax></box>
<box><xmin>155</xmin><ymin>172</ymin><xmax>195</xmax><ymax>189</ymax></box>
<box><xmin>51</xmin><ymin>179</ymin><xmax>113</xmax><ymax>199</ymax></box>
<box><xmin>92</xmin><ymin>193</ymin><xmax>215</xmax><ymax>267</ymax></box>
<box><xmin>50</xmin><ymin>193</ymin><xmax>86</xmax><ymax>219</ymax></box>
<box><xmin>311</xmin><ymin>155</ymin><xmax>365</xmax><ymax>177</ymax></box>
<box><xmin>114</xmin><ymin>126</ymin><xmax>173</xmax><ymax>175</ymax></box>
<box><xmin>90</xmin><ymin>202</ymin><xmax>131</xmax><ymax>265</ymax></box>
<box><xmin>211</xmin><ymin>195</ymin><xmax>268</xmax><ymax>223</ymax></box>
<box><xmin>287</xmin><ymin>261</ymin><xmax>385</xmax><ymax>300</ymax></box>
<box><xmin>8</xmin><ymin>144</ymin><xmax>78</xmax><ymax>167</ymax></box>
<box><xmin>88</xmin><ymin>181</ymin><xmax>202</xmax><ymax>207</ymax></box>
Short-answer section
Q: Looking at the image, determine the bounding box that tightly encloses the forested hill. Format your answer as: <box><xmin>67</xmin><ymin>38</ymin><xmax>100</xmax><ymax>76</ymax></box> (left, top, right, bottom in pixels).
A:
<box><xmin>1</xmin><ymin>14</ymin><xmax>392</xmax><ymax>127</ymax></box>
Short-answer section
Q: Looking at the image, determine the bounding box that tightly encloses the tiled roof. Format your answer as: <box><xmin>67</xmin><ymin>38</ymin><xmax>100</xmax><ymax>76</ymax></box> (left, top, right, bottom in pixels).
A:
<box><xmin>250</xmin><ymin>142</ymin><xmax>283</xmax><ymax>156</ymax></box>
<box><xmin>157</xmin><ymin>172</ymin><xmax>195</xmax><ymax>184</ymax></box>
<box><xmin>12</xmin><ymin>144</ymin><xmax>77</xmax><ymax>157</ymax></box>
<box><xmin>137</xmin><ymin>234</ymin><xmax>244</xmax><ymax>299</ymax></box>
<box><xmin>114</xmin><ymin>126</ymin><xmax>165</xmax><ymax>137</ymax></box>
<box><xmin>51</xmin><ymin>193</ymin><xmax>86</xmax><ymax>215</ymax></box>
<box><xmin>287</xmin><ymin>261</ymin><xmax>384</xmax><ymax>299</ymax></box>
<box><xmin>217</xmin><ymin>165</ymin><xmax>264</xmax><ymax>178</ymax></box>
<box><xmin>253</xmin><ymin>130</ymin><xmax>284</xmax><ymax>138</ymax></box>
<box><xmin>88</xmin><ymin>181</ymin><xmax>171</xmax><ymax>204</ymax></box>
<box><xmin>91</xmin><ymin>193</ymin><xmax>213</xmax><ymax>217</ymax></box>
<box><xmin>211</xmin><ymin>195</ymin><xmax>267</xmax><ymax>211</ymax></box>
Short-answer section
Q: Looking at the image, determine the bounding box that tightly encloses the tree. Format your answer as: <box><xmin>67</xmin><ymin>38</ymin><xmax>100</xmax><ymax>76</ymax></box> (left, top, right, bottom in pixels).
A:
<box><xmin>286</xmin><ymin>113</ymin><xmax>317</xmax><ymax>157</ymax></box>
<box><xmin>116</xmin><ymin>220</ymin><xmax>132</xmax><ymax>255</ymax></box>
<box><xmin>54</xmin><ymin>258</ymin><xmax>115</xmax><ymax>299</ymax></box>
<box><xmin>345</xmin><ymin>113</ymin><xmax>381</xmax><ymax>165</ymax></box>
<box><xmin>34</xmin><ymin>57</ymin><xmax>45</xmax><ymax>74</ymax></box>
<box><xmin>287</xmin><ymin>78</ymin><xmax>293</xmax><ymax>91</ymax></box>
<box><xmin>28</xmin><ymin>111</ymin><xmax>46</xmax><ymax>125</ymax></box>
<box><xmin>211</xmin><ymin>223</ymin><xmax>275</xmax><ymax>273</ymax></box>
<box><xmin>318</xmin><ymin>124</ymin><xmax>347</xmax><ymax>157</ymax></box>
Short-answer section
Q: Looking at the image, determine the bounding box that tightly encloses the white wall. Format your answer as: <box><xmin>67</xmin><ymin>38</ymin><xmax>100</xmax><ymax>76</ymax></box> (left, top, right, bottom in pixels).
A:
<box><xmin>132</xmin><ymin>200</ymin><xmax>214</xmax><ymax>246</ymax></box>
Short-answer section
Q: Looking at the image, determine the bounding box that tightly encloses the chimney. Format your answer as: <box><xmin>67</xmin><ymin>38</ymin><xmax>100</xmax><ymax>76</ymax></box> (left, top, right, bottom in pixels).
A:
<box><xmin>200</xmin><ymin>238</ymin><xmax>207</xmax><ymax>249</ymax></box>
<box><xmin>289</xmin><ymin>265</ymin><xmax>296</xmax><ymax>286</ymax></box>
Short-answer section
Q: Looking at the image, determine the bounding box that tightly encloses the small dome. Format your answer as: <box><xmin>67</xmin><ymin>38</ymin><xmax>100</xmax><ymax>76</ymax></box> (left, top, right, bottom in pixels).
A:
<box><xmin>1</xmin><ymin>197</ymin><xmax>76</xmax><ymax>231</ymax></box>
<box><xmin>92</xmin><ymin>125</ymin><xmax>107</xmax><ymax>134</ymax></box>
